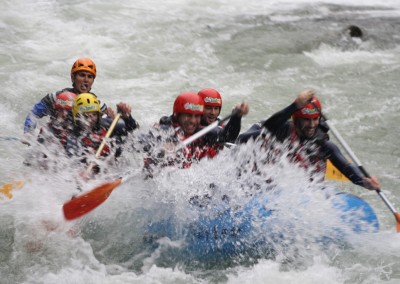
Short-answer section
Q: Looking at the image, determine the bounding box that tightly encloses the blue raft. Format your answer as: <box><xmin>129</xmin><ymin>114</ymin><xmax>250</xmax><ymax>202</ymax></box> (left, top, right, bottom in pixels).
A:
<box><xmin>144</xmin><ymin>190</ymin><xmax>379</xmax><ymax>261</ymax></box>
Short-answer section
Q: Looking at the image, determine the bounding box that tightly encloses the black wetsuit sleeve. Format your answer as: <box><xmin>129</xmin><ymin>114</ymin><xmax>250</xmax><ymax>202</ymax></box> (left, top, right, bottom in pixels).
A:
<box><xmin>221</xmin><ymin>113</ymin><xmax>242</xmax><ymax>143</ymax></box>
<box><xmin>159</xmin><ymin>115</ymin><xmax>172</xmax><ymax>126</ymax></box>
<box><xmin>237</xmin><ymin>103</ymin><xmax>298</xmax><ymax>144</ymax></box>
<box><xmin>203</xmin><ymin>112</ymin><xmax>242</xmax><ymax>144</ymax></box>
<box><xmin>260</xmin><ymin>103</ymin><xmax>298</xmax><ymax>143</ymax></box>
<box><xmin>323</xmin><ymin>140</ymin><xmax>364</xmax><ymax>186</ymax></box>
<box><xmin>108</xmin><ymin>115</ymin><xmax>139</xmax><ymax>138</ymax></box>
<box><xmin>122</xmin><ymin>115</ymin><xmax>139</xmax><ymax>132</ymax></box>
<box><xmin>262</xmin><ymin>103</ymin><xmax>297</xmax><ymax>133</ymax></box>
<box><xmin>236</xmin><ymin>121</ymin><xmax>264</xmax><ymax>144</ymax></box>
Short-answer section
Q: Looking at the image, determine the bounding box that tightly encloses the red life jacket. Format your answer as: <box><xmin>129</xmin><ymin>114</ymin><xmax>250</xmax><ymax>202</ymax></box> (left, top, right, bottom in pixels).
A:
<box><xmin>80</xmin><ymin>129</ymin><xmax>110</xmax><ymax>157</ymax></box>
<box><xmin>38</xmin><ymin>123</ymin><xmax>69</xmax><ymax>147</ymax></box>
<box><xmin>172</xmin><ymin>124</ymin><xmax>221</xmax><ymax>168</ymax></box>
<box><xmin>288</xmin><ymin>124</ymin><xmax>326</xmax><ymax>176</ymax></box>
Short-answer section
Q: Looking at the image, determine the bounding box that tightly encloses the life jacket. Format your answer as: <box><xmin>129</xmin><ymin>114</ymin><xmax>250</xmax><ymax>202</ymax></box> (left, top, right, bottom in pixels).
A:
<box><xmin>171</xmin><ymin>123</ymin><xmax>221</xmax><ymax>168</ymax></box>
<box><xmin>145</xmin><ymin>117</ymin><xmax>223</xmax><ymax>171</ymax></box>
<box><xmin>200</xmin><ymin>117</ymin><xmax>225</xmax><ymax>128</ymax></box>
<box><xmin>288</xmin><ymin>124</ymin><xmax>327</xmax><ymax>178</ymax></box>
<box><xmin>38</xmin><ymin>123</ymin><xmax>70</xmax><ymax>147</ymax></box>
<box><xmin>80</xmin><ymin>129</ymin><xmax>110</xmax><ymax>157</ymax></box>
<box><xmin>49</xmin><ymin>121</ymin><xmax>73</xmax><ymax>146</ymax></box>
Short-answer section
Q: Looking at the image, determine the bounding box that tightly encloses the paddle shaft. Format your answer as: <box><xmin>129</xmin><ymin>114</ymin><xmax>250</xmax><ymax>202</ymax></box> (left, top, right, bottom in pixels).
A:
<box><xmin>319</xmin><ymin>111</ymin><xmax>400</xmax><ymax>227</ymax></box>
<box><xmin>0</xmin><ymin>136</ymin><xmax>20</xmax><ymax>141</ymax></box>
<box><xmin>86</xmin><ymin>113</ymin><xmax>122</xmax><ymax>174</ymax></box>
<box><xmin>63</xmin><ymin>112</ymin><xmax>234</xmax><ymax>220</ymax></box>
<box><xmin>180</xmin><ymin>113</ymin><xmax>233</xmax><ymax>148</ymax></box>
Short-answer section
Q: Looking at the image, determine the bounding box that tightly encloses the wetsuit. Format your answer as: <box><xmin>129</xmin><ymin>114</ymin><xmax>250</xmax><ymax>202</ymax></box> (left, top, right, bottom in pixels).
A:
<box><xmin>23</xmin><ymin>114</ymin><xmax>75</xmax><ymax>168</ymax></box>
<box><xmin>24</xmin><ymin>88</ymin><xmax>107</xmax><ymax>133</ymax></box>
<box><xmin>143</xmin><ymin>112</ymin><xmax>242</xmax><ymax>170</ymax></box>
<box><xmin>37</xmin><ymin>118</ymin><xmax>73</xmax><ymax>148</ymax></box>
<box><xmin>200</xmin><ymin>117</ymin><xmax>224</xmax><ymax>128</ymax></box>
<box><xmin>238</xmin><ymin>102</ymin><xmax>366</xmax><ymax>186</ymax></box>
<box><xmin>65</xmin><ymin>115</ymin><xmax>138</xmax><ymax>161</ymax></box>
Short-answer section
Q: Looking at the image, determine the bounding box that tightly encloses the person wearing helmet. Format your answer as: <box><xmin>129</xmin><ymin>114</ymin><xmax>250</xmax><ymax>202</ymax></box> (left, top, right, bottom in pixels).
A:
<box><xmin>72</xmin><ymin>93</ymin><xmax>102</xmax><ymax>132</ymax></box>
<box><xmin>65</xmin><ymin>93</ymin><xmax>138</xmax><ymax>176</ymax></box>
<box><xmin>198</xmin><ymin>88</ymin><xmax>223</xmax><ymax>126</ymax></box>
<box><xmin>23</xmin><ymin>57</ymin><xmax>111</xmax><ymax>136</ymax></box>
<box><xmin>171</xmin><ymin>92</ymin><xmax>206</xmax><ymax>136</ymax></box>
<box><xmin>22</xmin><ymin>91</ymin><xmax>78</xmax><ymax>168</ymax></box>
<box><xmin>239</xmin><ymin>89</ymin><xmax>380</xmax><ymax>191</ymax></box>
<box><xmin>145</xmin><ymin>92</ymin><xmax>248</xmax><ymax>172</ymax></box>
<box><xmin>165</xmin><ymin>92</ymin><xmax>248</xmax><ymax>139</ymax></box>
<box><xmin>37</xmin><ymin>91</ymin><xmax>77</xmax><ymax>146</ymax></box>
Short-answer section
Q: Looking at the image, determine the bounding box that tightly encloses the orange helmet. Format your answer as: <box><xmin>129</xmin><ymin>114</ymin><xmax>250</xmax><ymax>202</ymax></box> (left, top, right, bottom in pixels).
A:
<box><xmin>198</xmin><ymin>88</ymin><xmax>222</xmax><ymax>108</ymax></box>
<box><xmin>71</xmin><ymin>57</ymin><xmax>97</xmax><ymax>77</ymax></box>
<box><xmin>293</xmin><ymin>97</ymin><xmax>322</xmax><ymax>119</ymax></box>
<box><xmin>173</xmin><ymin>92</ymin><xmax>204</xmax><ymax>116</ymax></box>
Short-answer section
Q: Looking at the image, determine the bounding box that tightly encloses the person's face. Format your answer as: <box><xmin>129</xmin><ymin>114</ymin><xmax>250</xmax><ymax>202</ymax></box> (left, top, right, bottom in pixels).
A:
<box><xmin>72</xmin><ymin>71</ymin><xmax>95</xmax><ymax>93</ymax></box>
<box><xmin>203</xmin><ymin>106</ymin><xmax>220</xmax><ymax>124</ymax></box>
<box><xmin>295</xmin><ymin>117</ymin><xmax>320</xmax><ymax>139</ymax></box>
<box><xmin>177</xmin><ymin>113</ymin><xmax>201</xmax><ymax>135</ymax></box>
<box><xmin>77</xmin><ymin>112</ymin><xmax>99</xmax><ymax>131</ymax></box>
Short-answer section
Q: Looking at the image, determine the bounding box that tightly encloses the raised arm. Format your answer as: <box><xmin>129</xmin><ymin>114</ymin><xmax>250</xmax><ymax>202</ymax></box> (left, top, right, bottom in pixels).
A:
<box><xmin>205</xmin><ymin>102</ymin><xmax>249</xmax><ymax>144</ymax></box>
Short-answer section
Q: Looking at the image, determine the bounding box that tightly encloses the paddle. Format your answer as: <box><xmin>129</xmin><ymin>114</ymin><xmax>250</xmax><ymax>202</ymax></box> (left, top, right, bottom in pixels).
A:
<box><xmin>226</xmin><ymin>140</ymin><xmax>347</xmax><ymax>182</ymax></box>
<box><xmin>0</xmin><ymin>181</ymin><xmax>25</xmax><ymax>200</ymax></box>
<box><xmin>86</xmin><ymin>113</ymin><xmax>121</xmax><ymax>175</ymax></box>
<box><xmin>63</xmin><ymin>113</ymin><xmax>122</xmax><ymax>220</ymax></box>
<box><xmin>63</xmin><ymin>178</ymin><xmax>122</xmax><ymax>220</ymax></box>
<box><xmin>316</xmin><ymin>106</ymin><xmax>400</xmax><ymax>232</ymax></box>
<box><xmin>0</xmin><ymin>136</ymin><xmax>20</xmax><ymax>142</ymax></box>
<box><xmin>0</xmin><ymin>136</ymin><xmax>31</xmax><ymax>200</ymax></box>
<box><xmin>1</xmin><ymin>115</ymin><xmax>121</xmax><ymax>203</ymax></box>
<box><xmin>62</xmin><ymin>112</ymin><xmax>234</xmax><ymax>220</ymax></box>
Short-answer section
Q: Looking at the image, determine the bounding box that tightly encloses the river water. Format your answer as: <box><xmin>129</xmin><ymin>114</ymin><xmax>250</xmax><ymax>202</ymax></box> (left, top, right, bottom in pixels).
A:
<box><xmin>1</xmin><ymin>0</ymin><xmax>400</xmax><ymax>283</ymax></box>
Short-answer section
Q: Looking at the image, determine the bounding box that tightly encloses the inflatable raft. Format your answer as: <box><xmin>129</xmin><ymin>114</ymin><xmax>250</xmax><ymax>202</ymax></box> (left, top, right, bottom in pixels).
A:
<box><xmin>144</xmin><ymin>190</ymin><xmax>379</xmax><ymax>261</ymax></box>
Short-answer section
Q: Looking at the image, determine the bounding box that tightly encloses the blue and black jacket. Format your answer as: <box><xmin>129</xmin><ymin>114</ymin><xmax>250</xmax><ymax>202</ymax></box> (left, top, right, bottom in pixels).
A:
<box><xmin>24</xmin><ymin>87</ymin><xmax>107</xmax><ymax>133</ymax></box>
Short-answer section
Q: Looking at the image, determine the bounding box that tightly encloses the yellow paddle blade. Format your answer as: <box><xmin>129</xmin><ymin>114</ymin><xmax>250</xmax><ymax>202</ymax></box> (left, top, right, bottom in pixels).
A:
<box><xmin>325</xmin><ymin>159</ymin><xmax>349</xmax><ymax>182</ymax></box>
<box><xmin>0</xmin><ymin>180</ymin><xmax>25</xmax><ymax>200</ymax></box>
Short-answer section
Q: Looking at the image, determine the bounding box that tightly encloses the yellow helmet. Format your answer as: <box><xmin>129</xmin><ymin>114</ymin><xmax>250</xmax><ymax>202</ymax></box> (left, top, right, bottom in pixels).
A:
<box><xmin>71</xmin><ymin>57</ymin><xmax>97</xmax><ymax>77</ymax></box>
<box><xmin>72</xmin><ymin>93</ymin><xmax>100</xmax><ymax>122</ymax></box>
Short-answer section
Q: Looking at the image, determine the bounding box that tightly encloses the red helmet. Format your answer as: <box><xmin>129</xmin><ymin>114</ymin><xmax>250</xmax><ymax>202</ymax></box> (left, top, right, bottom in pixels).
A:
<box><xmin>71</xmin><ymin>57</ymin><xmax>97</xmax><ymax>77</ymax></box>
<box><xmin>173</xmin><ymin>92</ymin><xmax>204</xmax><ymax>116</ymax></box>
<box><xmin>293</xmin><ymin>97</ymin><xmax>322</xmax><ymax>119</ymax></box>
<box><xmin>198</xmin><ymin>88</ymin><xmax>222</xmax><ymax>108</ymax></box>
<box><xmin>54</xmin><ymin>91</ymin><xmax>77</xmax><ymax>110</ymax></box>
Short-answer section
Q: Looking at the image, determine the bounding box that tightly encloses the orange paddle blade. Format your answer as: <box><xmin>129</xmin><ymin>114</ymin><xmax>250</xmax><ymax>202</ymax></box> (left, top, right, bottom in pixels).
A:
<box><xmin>63</xmin><ymin>178</ymin><xmax>122</xmax><ymax>220</ymax></box>
<box><xmin>0</xmin><ymin>180</ymin><xmax>25</xmax><ymax>200</ymax></box>
<box><xmin>394</xmin><ymin>212</ymin><xmax>400</xmax><ymax>233</ymax></box>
